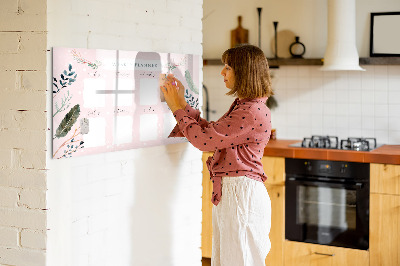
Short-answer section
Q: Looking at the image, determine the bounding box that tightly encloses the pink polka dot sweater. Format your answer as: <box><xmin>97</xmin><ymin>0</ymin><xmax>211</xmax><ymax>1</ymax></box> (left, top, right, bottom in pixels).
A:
<box><xmin>169</xmin><ymin>97</ymin><xmax>272</xmax><ymax>206</ymax></box>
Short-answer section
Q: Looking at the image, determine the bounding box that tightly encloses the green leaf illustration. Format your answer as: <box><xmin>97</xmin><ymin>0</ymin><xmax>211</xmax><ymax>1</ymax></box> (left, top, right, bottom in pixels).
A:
<box><xmin>69</xmin><ymin>64</ymin><xmax>72</xmax><ymax>71</ymax></box>
<box><xmin>55</xmin><ymin>104</ymin><xmax>80</xmax><ymax>138</ymax></box>
<box><xmin>184</xmin><ymin>70</ymin><xmax>199</xmax><ymax>94</ymax></box>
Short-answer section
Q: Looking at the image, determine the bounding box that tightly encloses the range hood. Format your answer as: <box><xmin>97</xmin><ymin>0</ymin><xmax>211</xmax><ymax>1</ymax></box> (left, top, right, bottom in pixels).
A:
<box><xmin>320</xmin><ymin>0</ymin><xmax>365</xmax><ymax>71</ymax></box>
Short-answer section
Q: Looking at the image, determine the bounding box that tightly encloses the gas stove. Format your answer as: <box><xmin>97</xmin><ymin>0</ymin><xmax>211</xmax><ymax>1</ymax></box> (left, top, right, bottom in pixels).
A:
<box><xmin>289</xmin><ymin>135</ymin><xmax>381</xmax><ymax>151</ymax></box>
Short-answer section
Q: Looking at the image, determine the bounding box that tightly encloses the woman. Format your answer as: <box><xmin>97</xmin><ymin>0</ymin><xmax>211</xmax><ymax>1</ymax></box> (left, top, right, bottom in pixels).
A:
<box><xmin>161</xmin><ymin>44</ymin><xmax>273</xmax><ymax>266</ymax></box>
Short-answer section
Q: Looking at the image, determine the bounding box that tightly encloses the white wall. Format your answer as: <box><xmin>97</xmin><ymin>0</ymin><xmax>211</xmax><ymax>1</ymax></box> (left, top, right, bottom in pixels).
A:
<box><xmin>0</xmin><ymin>0</ymin><xmax>48</xmax><ymax>265</ymax></box>
<box><xmin>203</xmin><ymin>0</ymin><xmax>400</xmax><ymax>145</ymax></box>
<box><xmin>46</xmin><ymin>0</ymin><xmax>203</xmax><ymax>266</ymax></box>
<box><xmin>203</xmin><ymin>0</ymin><xmax>326</xmax><ymax>59</ymax></box>
<box><xmin>203</xmin><ymin>0</ymin><xmax>400</xmax><ymax>58</ymax></box>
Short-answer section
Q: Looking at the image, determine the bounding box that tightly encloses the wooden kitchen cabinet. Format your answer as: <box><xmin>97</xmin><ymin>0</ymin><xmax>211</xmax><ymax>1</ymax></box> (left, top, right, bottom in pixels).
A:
<box><xmin>261</xmin><ymin>156</ymin><xmax>285</xmax><ymax>186</ymax></box>
<box><xmin>370</xmin><ymin>163</ymin><xmax>400</xmax><ymax>266</ymax></box>
<box><xmin>370</xmin><ymin>163</ymin><xmax>400</xmax><ymax>195</ymax></box>
<box><xmin>202</xmin><ymin>152</ymin><xmax>213</xmax><ymax>258</ymax></box>
<box><xmin>262</xmin><ymin>156</ymin><xmax>285</xmax><ymax>266</ymax></box>
<box><xmin>201</xmin><ymin>154</ymin><xmax>286</xmax><ymax>265</ymax></box>
<box><xmin>370</xmin><ymin>193</ymin><xmax>400</xmax><ymax>266</ymax></box>
<box><xmin>264</xmin><ymin>184</ymin><xmax>285</xmax><ymax>266</ymax></box>
<box><xmin>284</xmin><ymin>241</ymin><xmax>369</xmax><ymax>266</ymax></box>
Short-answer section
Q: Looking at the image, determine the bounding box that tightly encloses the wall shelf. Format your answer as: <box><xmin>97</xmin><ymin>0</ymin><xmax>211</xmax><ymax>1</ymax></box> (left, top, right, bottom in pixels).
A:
<box><xmin>203</xmin><ymin>57</ymin><xmax>400</xmax><ymax>67</ymax></box>
<box><xmin>359</xmin><ymin>57</ymin><xmax>400</xmax><ymax>65</ymax></box>
<box><xmin>203</xmin><ymin>58</ymin><xmax>323</xmax><ymax>68</ymax></box>
<box><xmin>268</xmin><ymin>58</ymin><xmax>323</xmax><ymax>67</ymax></box>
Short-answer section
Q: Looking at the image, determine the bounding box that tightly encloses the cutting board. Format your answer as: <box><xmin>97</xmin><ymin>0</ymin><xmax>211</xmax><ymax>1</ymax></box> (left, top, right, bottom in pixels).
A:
<box><xmin>231</xmin><ymin>16</ymin><xmax>249</xmax><ymax>48</ymax></box>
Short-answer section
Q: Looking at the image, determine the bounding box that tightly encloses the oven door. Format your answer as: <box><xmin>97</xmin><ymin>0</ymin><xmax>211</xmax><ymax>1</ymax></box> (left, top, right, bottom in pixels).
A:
<box><xmin>285</xmin><ymin>177</ymin><xmax>369</xmax><ymax>250</ymax></box>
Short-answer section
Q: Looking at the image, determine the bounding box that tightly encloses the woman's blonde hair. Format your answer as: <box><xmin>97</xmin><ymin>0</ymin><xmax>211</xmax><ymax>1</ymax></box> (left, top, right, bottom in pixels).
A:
<box><xmin>221</xmin><ymin>44</ymin><xmax>273</xmax><ymax>99</ymax></box>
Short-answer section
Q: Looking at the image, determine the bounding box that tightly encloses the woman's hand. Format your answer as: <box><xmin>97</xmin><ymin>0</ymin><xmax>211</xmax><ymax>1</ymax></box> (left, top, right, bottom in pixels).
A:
<box><xmin>160</xmin><ymin>78</ymin><xmax>185</xmax><ymax>113</ymax></box>
<box><xmin>167</xmin><ymin>75</ymin><xmax>187</xmax><ymax>108</ymax></box>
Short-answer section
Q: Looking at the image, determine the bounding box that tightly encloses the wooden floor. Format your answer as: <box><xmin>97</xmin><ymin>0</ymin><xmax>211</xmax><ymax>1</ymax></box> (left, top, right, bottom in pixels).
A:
<box><xmin>202</xmin><ymin>257</ymin><xmax>211</xmax><ymax>266</ymax></box>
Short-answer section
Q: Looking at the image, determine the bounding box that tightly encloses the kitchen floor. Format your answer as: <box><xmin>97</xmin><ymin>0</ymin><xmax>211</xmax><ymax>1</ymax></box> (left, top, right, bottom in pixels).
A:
<box><xmin>202</xmin><ymin>257</ymin><xmax>211</xmax><ymax>266</ymax></box>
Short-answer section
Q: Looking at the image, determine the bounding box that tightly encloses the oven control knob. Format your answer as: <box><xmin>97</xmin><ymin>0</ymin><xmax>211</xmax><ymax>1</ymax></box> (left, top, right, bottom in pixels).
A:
<box><xmin>304</xmin><ymin>162</ymin><xmax>312</xmax><ymax>171</ymax></box>
<box><xmin>340</xmin><ymin>164</ymin><xmax>347</xmax><ymax>174</ymax></box>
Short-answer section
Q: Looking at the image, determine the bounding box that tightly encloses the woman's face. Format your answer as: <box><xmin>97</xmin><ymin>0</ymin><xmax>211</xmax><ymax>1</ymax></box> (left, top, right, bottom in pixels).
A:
<box><xmin>220</xmin><ymin>64</ymin><xmax>235</xmax><ymax>89</ymax></box>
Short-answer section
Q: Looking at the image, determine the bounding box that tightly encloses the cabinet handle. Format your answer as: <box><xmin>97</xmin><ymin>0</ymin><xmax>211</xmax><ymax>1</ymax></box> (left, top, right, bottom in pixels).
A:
<box><xmin>313</xmin><ymin>252</ymin><xmax>335</xmax><ymax>257</ymax></box>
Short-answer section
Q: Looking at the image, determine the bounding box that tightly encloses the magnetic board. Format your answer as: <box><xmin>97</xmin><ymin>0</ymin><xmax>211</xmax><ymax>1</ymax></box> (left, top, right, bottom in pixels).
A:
<box><xmin>52</xmin><ymin>47</ymin><xmax>200</xmax><ymax>159</ymax></box>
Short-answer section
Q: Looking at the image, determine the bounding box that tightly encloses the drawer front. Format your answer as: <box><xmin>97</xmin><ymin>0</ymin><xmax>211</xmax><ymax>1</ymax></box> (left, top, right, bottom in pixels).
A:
<box><xmin>284</xmin><ymin>241</ymin><xmax>369</xmax><ymax>266</ymax></box>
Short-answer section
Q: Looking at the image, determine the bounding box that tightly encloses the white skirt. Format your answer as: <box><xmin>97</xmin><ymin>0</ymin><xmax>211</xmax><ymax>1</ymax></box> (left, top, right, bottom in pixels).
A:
<box><xmin>212</xmin><ymin>176</ymin><xmax>271</xmax><ymax>266</ymax></box>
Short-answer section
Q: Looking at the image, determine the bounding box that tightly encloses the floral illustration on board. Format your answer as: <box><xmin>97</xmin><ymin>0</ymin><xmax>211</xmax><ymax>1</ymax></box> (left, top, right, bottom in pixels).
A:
<box><xmin>53</xmin><ymin>47</ymin><xmax>201</xmax><ymax>159</ymax></box>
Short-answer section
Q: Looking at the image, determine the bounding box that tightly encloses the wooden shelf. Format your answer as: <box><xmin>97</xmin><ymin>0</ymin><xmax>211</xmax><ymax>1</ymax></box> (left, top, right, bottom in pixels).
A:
<box><xmin>203</xmin><ymin>57</ymin><xmax>400</xmax><ymax>67</ymax></box>
<box><xmin>359</xmin><ymin>57</ymin><xmax>400</xmax><ymax>65</ymax></box>
<box><xmin>268</xmin><ymin>58</ymin><xmax>323</xmax><ymax>67</ymax></box>
<box><xmin>203</xmin><ymin>58</ymin><xmax>323</xmax><ymax>67</ymax></box>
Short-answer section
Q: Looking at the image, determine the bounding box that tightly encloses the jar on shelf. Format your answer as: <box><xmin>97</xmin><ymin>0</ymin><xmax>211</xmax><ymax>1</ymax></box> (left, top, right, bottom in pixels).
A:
<box><xmin>289</xmin><ymin>36</ymin><xmax>306</xmax><ymax>58</ymax></box>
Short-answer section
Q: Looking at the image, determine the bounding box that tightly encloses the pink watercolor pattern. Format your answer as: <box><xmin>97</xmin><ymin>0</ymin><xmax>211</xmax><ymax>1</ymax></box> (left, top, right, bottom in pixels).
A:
<box><xmin>52</xmin><ymin>47</ymin><xmax>200</xmax><ymax>159</ymax></box>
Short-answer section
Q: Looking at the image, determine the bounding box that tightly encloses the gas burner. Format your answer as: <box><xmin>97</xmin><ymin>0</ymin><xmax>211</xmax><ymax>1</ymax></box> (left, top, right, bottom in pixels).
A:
<box><xmin>340</xmin><ymin>137</ymin><xmax>377</xmax><ymax>151</ymax></box>
<box><xmin>290</xmin><ymin>136</ymin><xmax>380</xmax><ymax>151</ymax></box>
<box><xmin>301</xmin><ymin>135</ymin><xmax>339</xmax><ymax>149</ymax></box>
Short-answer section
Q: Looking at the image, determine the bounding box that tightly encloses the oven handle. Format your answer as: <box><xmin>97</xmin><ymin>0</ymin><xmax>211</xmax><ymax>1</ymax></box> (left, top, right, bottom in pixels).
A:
<box><xmin>286</xmin><ymin>177</ymin><xmax>364</xmax><ymax>189</ymax></box>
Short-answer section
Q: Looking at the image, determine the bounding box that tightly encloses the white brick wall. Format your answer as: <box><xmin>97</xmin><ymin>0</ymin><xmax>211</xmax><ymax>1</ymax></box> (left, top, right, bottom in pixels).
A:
<box><xmin>0</xmin><ymin>187</ymin><xmax>19</xmax><ymax>208</ymax></box>
<box><xmin>0</xmin><ymin>0</ymin><xmax>48</xmax><ymax>265</ymax></box>
<box><xmin>46</xmin><ymin>1</ymin><xmax>203</xmax><ymax>266</ymax></box>
<box><xmin>21</xmin><ymin>229</ymin><xmax>47</xmax><ymax>250</ymax></box>
<box><xmin>0</xmin><ymin>227</ymin><xmax>19</xmax><ymax>247</ymax></box>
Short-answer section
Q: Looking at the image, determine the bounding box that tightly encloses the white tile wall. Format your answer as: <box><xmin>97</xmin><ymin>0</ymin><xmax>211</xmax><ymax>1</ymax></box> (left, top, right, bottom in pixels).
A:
<box><xmin>203</xmin><ymin>65</ymin><xmax>400</xmax><ymax>144</ymax></box>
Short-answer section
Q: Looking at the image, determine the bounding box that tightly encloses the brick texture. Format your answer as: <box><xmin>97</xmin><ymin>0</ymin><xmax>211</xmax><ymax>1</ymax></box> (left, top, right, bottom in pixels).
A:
<box><xmin>0</xmin><ymin>129</ymin><xmax>46</xmax><ymax>150</ymax></box>
<box><xmin>0</xmin><ymin>169</ymin><xmax>47</xmax><ymax>189</ymax></box>
<box><xmin>19</xmin><ymin>189</ymin><xmax>47</xmax><ymax>209</ymax></box>
<box><xmin>0</xmin><ymin>227</ymin><xmax>19</xmax><ymax>247</ymax></box>
<box><xmin>0</xmin><ymin>208</ymin><xmax>46</xmax><ymax>230</ymax></box>
<box><xmin>0</xmin><ymin>187</ymin><xmax>19</xmax><ymax>208</ymax></box>
<box><xmin>21</xmin><ymin>229</ymin><xmax>46</xmax><ymax>250</ymax></box>
<box><xmin>0</xmin><ymin>32</ymin><xmax>21</xmax><ymax>54</ymax></box>
<box><xmin>0</xmin><ymin>110</ymin><xmax>47</xmax><ymax>131</ymax></box>
<box><xmin>0</xmin><ymin>0</ymin><xmax>47</xmax><ymax>264</ymax></box>
<box><xmin>0</xmin><ymin>247</ymin><xmax>46</xmax><ymax>266</ymax></box>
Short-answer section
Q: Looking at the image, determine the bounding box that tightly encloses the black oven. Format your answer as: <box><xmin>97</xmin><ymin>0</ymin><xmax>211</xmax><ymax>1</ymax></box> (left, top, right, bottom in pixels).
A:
<box><xmin>285</xmin><ymin>158</ymin><xmax>369</xmax><ymax>250</ymax></box>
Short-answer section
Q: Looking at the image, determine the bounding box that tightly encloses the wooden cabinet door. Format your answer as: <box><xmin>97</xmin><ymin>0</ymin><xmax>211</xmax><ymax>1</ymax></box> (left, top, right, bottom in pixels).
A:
<box><xmin>370</xmin><ymin>163</ymin><xmax>400</xmax><ymax>195</ymax></box>
<box><xmin>284</xmin><ymin>241</ymin><xmax>369</xmax><ymax>266</ymax></box>
<box><xmin>370</xmin><ymin>193</ymin><xmax>400</xmax><ymax>266</ymax></box>
<box><xmin>262</xmin><ymin>157</ymin><xmax>285</xmax><ymax>265</ymax></box>
<box><xmin>262</xmin><ymin>156</ymin><xmax>285</xmax><ymax>186</ymax></box>
<box><xmin>265</xmin><ymin>184</ymin><xmax>285</xmax><ymax>266</ymax></box>
<box><xmin>202</xmin><ymin>152</ymin><xmax>213</xmax><ymax>258</ymax></box>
